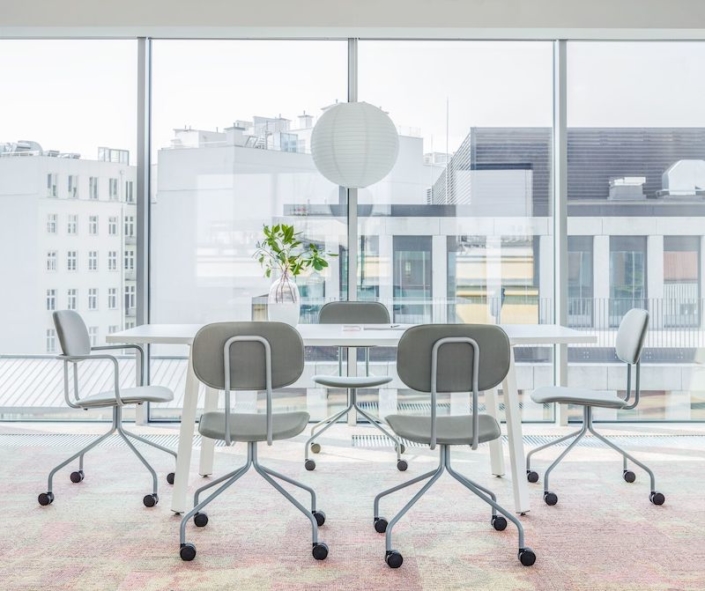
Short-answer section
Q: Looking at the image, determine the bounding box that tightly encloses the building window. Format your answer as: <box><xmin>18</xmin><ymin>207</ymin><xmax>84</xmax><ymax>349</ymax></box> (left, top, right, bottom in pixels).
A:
<box><xmin>108</xmin><ymin>251</ymin><xmax>118</xmax><ymax>271</ymax></box>
<box><xmin>89</xmin><ymin>215</ymin><xmax>99</xmax><ymax>235</ymax></box>
<box><xmin>46</xmin><ymin>251</ymin><xmax>57</xmax><ymax>271</ymax></box>
<box><xmin>46</xmin><ymin>329</ymin><xmax>56</xmax><ymax>353</ymax></box>
<box><xmin>568</xmin><ymin>237</ymin><xmax>594</xmax><ymax>327</ymax></box>
<box><xmin>108</xmin><ymin>325</ymin><xmax>119</xmax><ymax>334</ymax></box>
<box><xmin>88</xmin><ymin>326</ymin><xmax>98</xmax><ymax>347</ymax></box>
<box><xmin>47</xmin><ymin>214</ymin><xmax>58</xmax><ymax>234</ymax></box>
<box><xmin>610</xmin><ymin>236</ymin><xmax>647</xmax><ymax>326</ymax></box>
<box><xmin>124</xmin><ymin>215</ymin><xmax>135</xmax><ymax>237</ymax></box>
<box><xmin>124</xmin><ymin>250</ymin><xmax>135</xmax><ymax>271</ymax></box>
<box><xmin>109</xmin><ymin>178</ymin><xmax>119</xmax><ymax>200</ymax></box>
<box><xmin>108</xmin><ymin>287</ymin><xmax>117</xmax><ymax>309</ymax></box>
<box><xmin>664</xmin><ymin>236</ymin><xmax>701</xmax><ymax>327</ymax></box>
<box><xmin>89</xmin><ymin>176</ymin><xmax>99</xmax><ymax>200</ymax></box>
<box><xmin>67</xmin><ymin>289</ymin><xmax>77</xmax><ymax>311</ymax></box>
<box><xmin>67</xmin><ymin>215</ymin><xmax>78</xmax><ymax>235</ymax></box>
<box><xmin>68</xmin><ymin>175</ymin><xmax>79</xmax><ymax>198</ymax></box>
<box><xmin>47</xmin><ymin>173</ymin><xmax>58</xmax><ymax>198</ymax></box>
<box><xmin>125</xmin><ymin>320</ymin><xmax>136</xmax><ymax>330</ymax></box>
<box><xmin>88</xmin><ymin>288</ymin><xmax>98</xmax><ymax>310</ymax></box>
<box><xmin>108</xmin><ymin>216</ymin><xmax>118</xmax><ymax>236</ymax></box>
<box><xmin>125</xmin><ymin>180</ymin><xmax>134</xmax><ymax>203</ymax></box>
<box><xmin>124</xmin><ymin>285</ymin><xmax>135</xmax><ymax>310</ymax></box>
<box><xmin>88</xmin><ymin>250</ymin><xmax>98</xmax><ymax>271</ymax></box>
<box><xmin>67</xmin><ymin>251</ymin><xmax>77</xmax><ymax>272</ymax></box>
<box><xmin>46</xmin><ymin>289</ymin><xmax>56</xmax><ymax>311</ymax></box>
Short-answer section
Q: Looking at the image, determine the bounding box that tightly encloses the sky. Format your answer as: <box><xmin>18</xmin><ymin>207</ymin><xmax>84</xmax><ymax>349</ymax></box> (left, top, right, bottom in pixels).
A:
<box><xmin>1</xmin><ymin>40</ymin><xmax>705</xmax><ymax>162</ymax></box>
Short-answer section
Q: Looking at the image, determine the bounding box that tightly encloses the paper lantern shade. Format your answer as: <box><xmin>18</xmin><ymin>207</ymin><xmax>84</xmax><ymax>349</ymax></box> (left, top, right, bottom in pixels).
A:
<box><xmin>310</xmin><ymin>102</ymin><xmax>400</xmax><ymax>189</ymax></box>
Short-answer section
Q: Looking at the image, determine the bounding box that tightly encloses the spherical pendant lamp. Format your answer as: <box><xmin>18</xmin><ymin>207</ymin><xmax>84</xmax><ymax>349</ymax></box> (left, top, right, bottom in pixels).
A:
<box><xmin>310</xmin><ymin>102</ymin><xmax>400</xmax><ymax>189</ymax></box>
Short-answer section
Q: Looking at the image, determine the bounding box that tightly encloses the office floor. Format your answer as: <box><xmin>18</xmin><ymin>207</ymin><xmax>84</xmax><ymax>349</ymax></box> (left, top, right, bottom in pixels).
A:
<box><xmin>1</xmin><ymin>422</ymin><xmax>705</xmax><ymax>591</ymax></box>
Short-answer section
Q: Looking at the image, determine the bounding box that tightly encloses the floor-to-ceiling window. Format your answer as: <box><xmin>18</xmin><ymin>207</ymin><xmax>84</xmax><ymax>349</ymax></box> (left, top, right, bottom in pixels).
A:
<box><xmin>0</xmin><ymin>40</ymin><xmax>137</xmax><ymax>420</ymax></box>
<box><xmin>567</xmin><ymin>41</ymin><xmax>705</xmax><ymax>421</ymax></box>
<box><xmin>148</xmin><ymin>40</ymin><xmax>348</xmax><ymax>420</ymax></box>
<box><xmin>357</xmin><ymin>41</ymin><xmax>556</xmax><ymax>421</ymax></box>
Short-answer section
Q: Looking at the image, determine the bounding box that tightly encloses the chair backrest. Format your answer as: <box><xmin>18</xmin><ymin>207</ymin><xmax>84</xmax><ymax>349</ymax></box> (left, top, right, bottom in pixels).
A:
<box><xmin>397</xmin><ymin>324</ymin><xmax>510</xmax><ymax>393</ymax></box>
<box><xmin>615</xmin><ymin>308</ymin><xmax>649</xmax><ymax>365</ymax></box>
<box><xmin>53</xmin><ymin>310</ymin><xmax>91</xmax><ymax>357</ymax></box>
<box><xmin>192</xmin><ymin>321</ymin><xmax>304</xmax><ymax>391</ymax></box>
<box><xmin>318</xmin><ymin>301</ymin><xmax>390</xmax><ymax>324</ymax></box>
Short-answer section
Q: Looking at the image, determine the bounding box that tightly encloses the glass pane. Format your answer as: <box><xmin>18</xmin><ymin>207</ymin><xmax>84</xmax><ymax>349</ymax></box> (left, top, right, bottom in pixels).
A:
<box><xmin>0</xmin><ymin>40</ymin><xmax>137</xmax><ymax>420</ymax></box>
<box><xmin>567</xmin><ymin>42</ymin><xmax>705</xmax><ymax>421</ymax></box>
<box><xmin>149</xmin><ymin>40</ymin><xmax>348</xmax><ymax>420</ymax></box>
<box><xmin>358</xmin><ymin>41</ymin><xmax>555</xmax><ymax>422</ymax></box>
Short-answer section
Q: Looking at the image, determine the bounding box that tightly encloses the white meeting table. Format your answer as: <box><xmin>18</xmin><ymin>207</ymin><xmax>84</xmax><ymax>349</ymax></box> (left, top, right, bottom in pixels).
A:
<box><xmin>107</xmin><ymin>323</ymin><xmax>596</xmax><ymax>515</ymax></box>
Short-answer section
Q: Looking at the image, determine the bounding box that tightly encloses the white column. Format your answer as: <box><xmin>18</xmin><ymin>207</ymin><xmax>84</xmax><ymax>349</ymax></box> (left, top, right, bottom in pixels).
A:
<box><xmin>432</xmin><ymin>234</ymin><xmax>448</xmax><ymax>323</ymax></box>
<box><xmin>379</xmin><ymin>232</ymin><xmax>394</xmax><ymax>310</ymax></box>
<box><xmin>325</xmin><ymin>233</ymin><xmax>340</xmax><ymax>302</ymax></box>
<box><xmin>594</xmin><ymin>235</ymin><xmax>610</xmax><ymax>329</ymax></box>
<box><xmin>647</xmin><ymin>235</ymin><xmax>664</xmax><ymax>329</ymax></box>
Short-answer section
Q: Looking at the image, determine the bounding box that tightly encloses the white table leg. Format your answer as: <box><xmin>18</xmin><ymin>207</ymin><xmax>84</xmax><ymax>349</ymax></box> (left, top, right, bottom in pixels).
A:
<box><xmin>171</xmin><ymin>346</ymin><xmax>199</xmax><ymax>514</ymax></box>
<box><xmin>199</xmin><ymin>387</ymin><xmax>218</xmax><ymax>476</ymax></box>
<box><xmin>485</xmin><ymin>388</ymin><xmax>505</xmax><ymax>476</ymax></box>
<box><xmin>347</xmin><ymin>346</ymin><xmax>357</xmax><ymax>426</ymax></box>
<box><xmin>502</xmin><ymin>347</ymin><xmax>531</xmax><ymax>514</ymax></box>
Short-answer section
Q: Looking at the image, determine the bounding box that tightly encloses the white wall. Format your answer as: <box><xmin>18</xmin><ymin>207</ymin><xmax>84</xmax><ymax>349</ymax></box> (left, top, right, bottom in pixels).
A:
<box><xmin>3</xmin><ymin>0</ymin><xmax>705</xmax><ymax>38</ymax></box>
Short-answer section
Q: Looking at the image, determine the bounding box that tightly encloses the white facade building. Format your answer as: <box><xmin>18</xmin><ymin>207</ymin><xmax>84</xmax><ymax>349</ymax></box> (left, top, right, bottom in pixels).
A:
<box><xmin>0</xmin><ymin>143</ymin><xmax>137</xmax><ymax>354</ymax></box>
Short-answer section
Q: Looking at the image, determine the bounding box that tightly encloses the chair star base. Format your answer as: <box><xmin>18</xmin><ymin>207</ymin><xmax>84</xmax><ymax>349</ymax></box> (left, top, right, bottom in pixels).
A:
<box><xmin>179</xmin><ymin>440</ymin><xmax>328</xmax><ymax>562</ymax></box>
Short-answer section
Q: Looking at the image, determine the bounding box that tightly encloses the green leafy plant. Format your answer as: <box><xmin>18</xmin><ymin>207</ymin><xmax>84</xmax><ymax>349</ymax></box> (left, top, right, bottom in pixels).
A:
<box><xmin>254</xmin><ymin>223</ymin><xmax>336</xmax><ymax>281</ymax></box>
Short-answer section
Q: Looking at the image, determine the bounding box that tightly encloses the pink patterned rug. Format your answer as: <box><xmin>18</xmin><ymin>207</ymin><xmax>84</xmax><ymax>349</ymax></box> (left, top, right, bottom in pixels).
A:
<box><xmin>1</xmin><ymin>430</ymin><xmax>704</xmax><ymax>591</ymax></box>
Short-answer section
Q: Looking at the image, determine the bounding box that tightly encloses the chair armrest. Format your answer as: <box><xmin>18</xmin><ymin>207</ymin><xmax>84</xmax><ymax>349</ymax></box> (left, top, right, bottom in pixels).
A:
<box><xmin>92</xmin><ymin>344</ymin><xmax>145</xmax><ymax>387</ymax></box>
<box><xmin>60</xmin><ymin>353</ymin><xmax>123</xmax><ymax>406</ymax></box>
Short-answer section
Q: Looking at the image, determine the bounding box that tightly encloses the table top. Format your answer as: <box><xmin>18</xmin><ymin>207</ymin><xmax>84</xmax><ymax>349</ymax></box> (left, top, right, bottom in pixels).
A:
<box><xmin>106</xmin><ymin>323</ymin><xmax>597</xmax><ymax>347</ymax></box>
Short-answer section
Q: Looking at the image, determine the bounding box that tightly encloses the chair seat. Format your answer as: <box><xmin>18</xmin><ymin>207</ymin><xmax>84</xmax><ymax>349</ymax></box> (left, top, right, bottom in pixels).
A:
<box><xmin>385</xmin><ymin>414</ymin><xmax>501</xmax><ymax>446</ymax></box>
<box><xmin>78</xmin><ymin>385</ymin><xmax>174</xmax><ymax>408</ymax></box>
<box><xmin>531</xmin><ymin>386</ymin><xmax>628</xmax><ymax>409</ymax></box>
<box><xmin>199</xmin><ymin>411</ymin><xmax>310</xmax><ymax>442</ymax></box>
<box><xmin>312</xmin><ymin>374</ymin><xmax>393</xmax><ymax>389</ymax></box>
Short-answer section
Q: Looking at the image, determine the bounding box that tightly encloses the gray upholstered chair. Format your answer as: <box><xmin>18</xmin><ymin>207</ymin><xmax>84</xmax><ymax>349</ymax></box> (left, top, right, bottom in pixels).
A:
<box><xmin>178</xmin><ymin>321</ymin><xmax>328</xmax><ymax>562</ymax></box>
<box><xmin>527</xmin><ymin>308</ymin><xmax>665</xmax><ymax>506</ymax></box>
<box><xmin>373</xmin><ymin>324</ymin><xmax>536</xmax><ymax>569</ymax></box>
<box><xmin>305</xmin><ymin>301</ymin><xmax>406</xmax><ymax>471</ymax></box>
<box><xmin>38</xmin><ymin>310</ymin><xmax>176</xmax><ymax>508</ymax></box>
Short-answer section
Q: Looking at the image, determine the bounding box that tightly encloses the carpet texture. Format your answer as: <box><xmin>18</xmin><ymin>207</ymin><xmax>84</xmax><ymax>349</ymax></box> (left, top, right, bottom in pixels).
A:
<box><xmin>1</xmin><ymin>430</ymin><xmax>704</xmax><ymax>591</ymax></box>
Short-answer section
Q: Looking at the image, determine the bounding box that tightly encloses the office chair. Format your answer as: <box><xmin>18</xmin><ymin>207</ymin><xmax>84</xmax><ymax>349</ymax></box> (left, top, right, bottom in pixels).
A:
<box><xmin>178</xmin><ymin>321</ymin><xmax>328</xmax><ymax>562</ymax></box>
<box><xmin>373</xmin><ymin>324</ymin><xmax>536</xmax><ymax>569</ymax></box>
<box><xmin>304</xmin><ymin>301</ymin><xmax>406</xmax><ymax>471</ymax></box>
<box><xmin>527</xmin><ymin>308</ymin><xmax>665</xmax><ymax>507</ymax></box>
<box><xmin>38</xmin><ymin>310</ymin><xmax>176</xmax><ymax>508</ymax></box>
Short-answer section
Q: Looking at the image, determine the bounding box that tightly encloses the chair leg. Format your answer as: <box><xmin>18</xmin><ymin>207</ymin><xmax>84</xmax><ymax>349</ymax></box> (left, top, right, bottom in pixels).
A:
<box><xmin>445</xmin><ymin>448</ymin><xmax>527</xmax><ymax>551</ymax></box>
<box><xmin>585</xmin><ymin>409</ymin><xmax>663</xmax><ymax>503</ymax></box>
<box><xmin>117</xmin><ymin>428</ymin><xmax>158</xmax><ymax>498</ymax></box>
<box><xmin>543</xmin><ymin>425</ymin><xmax>587</xmax><ymax>496</ymax></box>
<box><xmin>526</xmin><ymin>426</ymin><xmax>586</xmax><ymax>474</ymax></box>
<box><xmin>121</xmin><ymin>428</ymin><xmax>178</xmax><ymax>460</ymax></box>
<box><xmin>259</xmin><ymin>465</ymin><xmax>318</xmax><ymax>512</ymax></box>
<box><xmin>193</xmin><ymin>464</ymin><xmax>250</xmax><ymax>507</ymax></box>
<box><xmin>252</xmin><ymin>444</ymin><xmax>324</xmax><ymax>548</ymax></box>
<box><xmin>373</xmin><ymin>467</ymin><xmax>441</xmax><ymax>518</ymax></box>
<box><xmin>355</xmin><ymin>403</ymin><xmax>405</xmax><ymax>463</ymax></box>
<box><xmin>179</xmin><ymin>445</ymin><xmax>254</xmax><ymax>552</ymax></box>
<box><xmin>305</xmin><ymin>403</ymin><xmax>353</xmax><ymax>461</ymax></box>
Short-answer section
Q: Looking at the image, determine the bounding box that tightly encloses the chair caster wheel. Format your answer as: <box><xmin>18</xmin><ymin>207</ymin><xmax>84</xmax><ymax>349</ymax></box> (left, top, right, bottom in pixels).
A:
<box><xmin>397</xmin><ymin>460</ymin><xmax>408</xmax><ymax>472</ymax></box>
<box><xmin>305</xmin><ymin>459</ymin><xmax>316</xmax><ymax>471</ymax></box>
<box><xmin>180</xmin><ymin>543</ymin><xmax>196</xmax><ymax>561</ymax></box>
<box><xmin>385</xmin><ymin>550</ymin><xmax>403</xmax><ymax>569</ymax></box>
<box><xmin>194</xmin><ymin>512</ymin><xmax>209</xmax><ymax>527</ymax></box>
<box><xmin>167</xmin><ymin>472</ymin><xmax>175</xmax><ymax>485</ymax></box>
<box><xmin>143</xmin><ymin>493</ymin><xmax>159</xmax><ymax>508</ymax></box>
<box><xmin>623</xmin><ymin>470</ymin><xmax>636</xmax><ymax>483</ymax></box>
<box><xmin>312</xmin><ymin>510</ymin><xmax>326</xmax><ymax>527</ymax></box>
<box><xmin>526</xmin><ymin>470</ymin><xmax>539</xmax><ymax>483</ymax></box>
<box><xmin>311</xmin><ymin>443</ymin><xmax>321</xmax><ymax>454</ymax></box>
<box><xmin>544</xmin><ymin>491</ymin><xmax>558</xmax><ymax>506</ymax></box>
<box><xmin>518</xmin><ymin>547</ymin><xmax>536</xmax><ymax>566</ymax></box>
<box><xmin>312</xmin><ymin>542</ymin><xmax>329</xmax><ymax>560</ymax></box>
<box><xmin>650</xmin><ymin>491</ymin><xmax>665</xmax><ymax>506</ymax></box>
<box><xmin>38</xmin><ymin>492</ymin><xmax>54</xmax><ymax>506</ymax></box>
<box><xmin>374</xmin><ymin>517</ymin><xmax>388</xmax><ymax>533</ymax></box>
<box><xmin>491</xmin><ymin>515</ymin><xmax>508</xmax><ymax>531</ymax></box>
<box><xmin>70</xmin><ymin>470</ymin><xmax>84</xmax><ymax>483</ymax></box>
